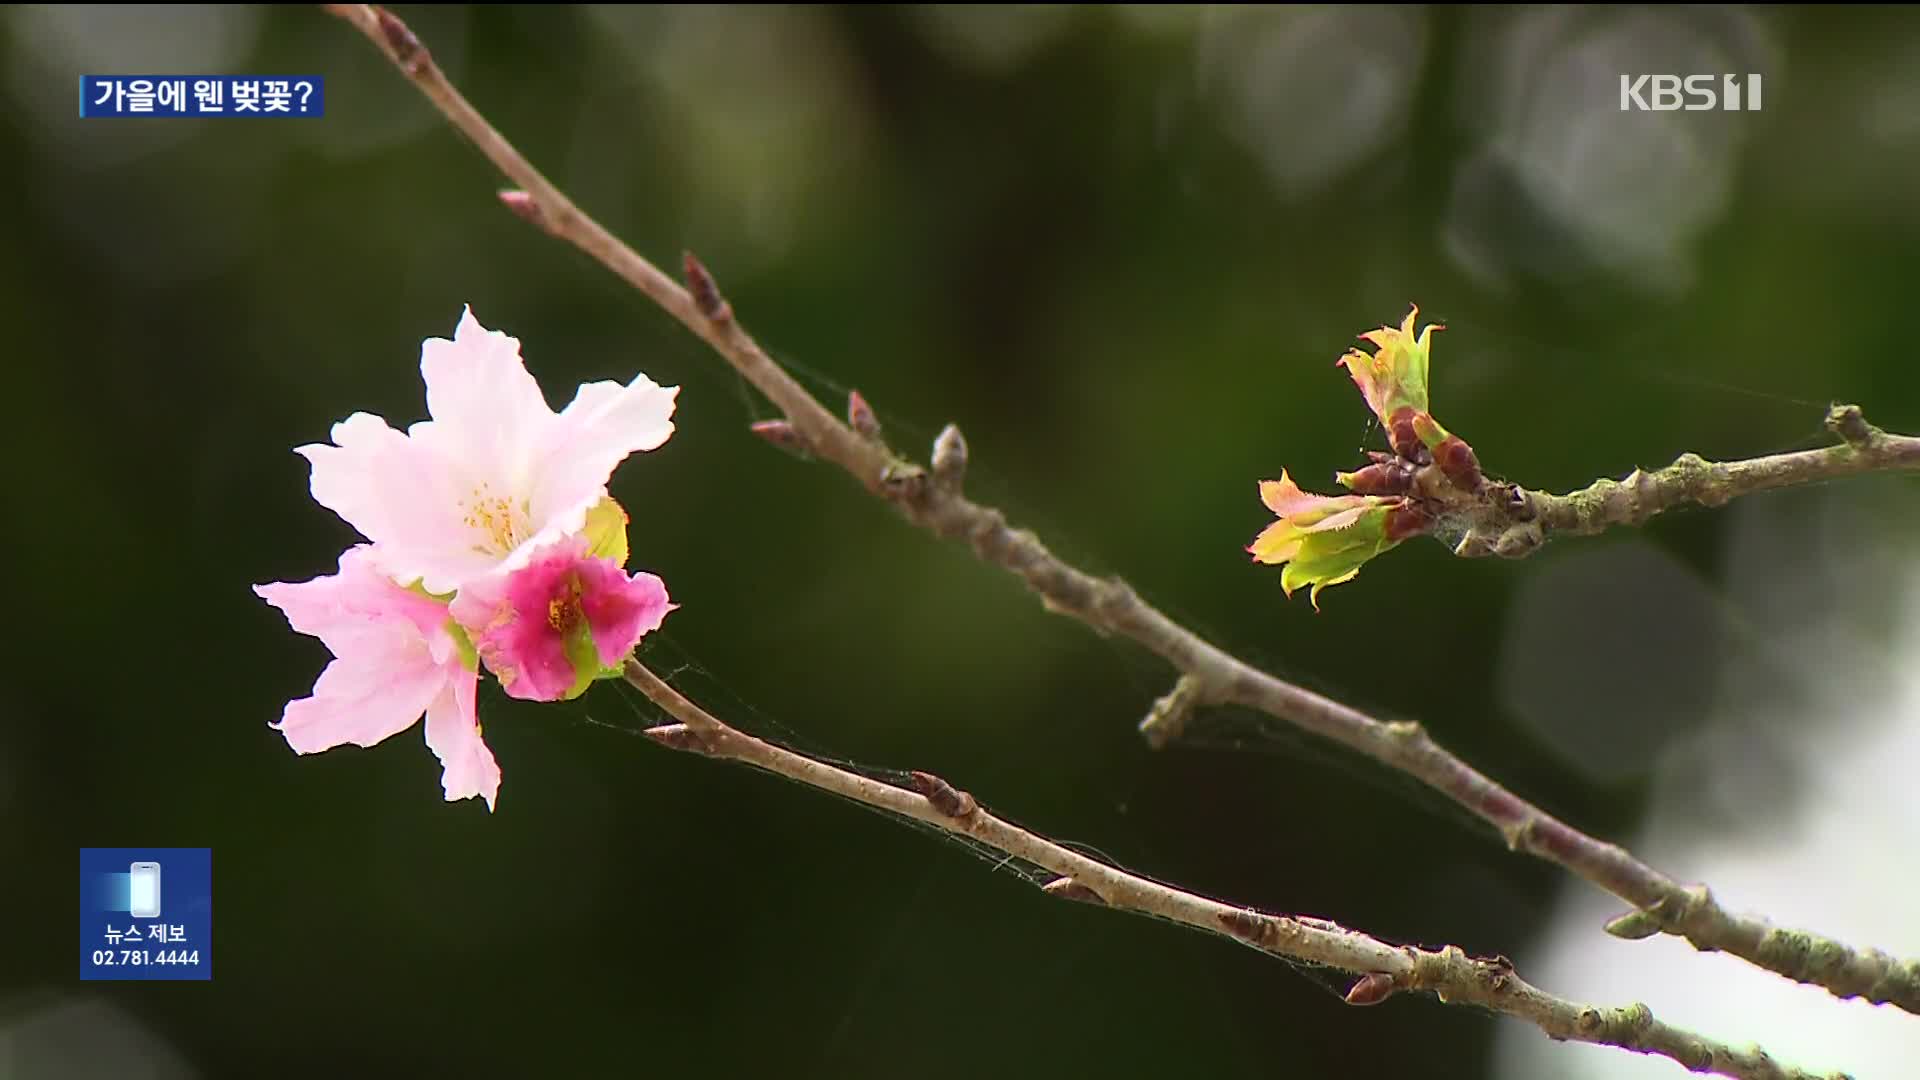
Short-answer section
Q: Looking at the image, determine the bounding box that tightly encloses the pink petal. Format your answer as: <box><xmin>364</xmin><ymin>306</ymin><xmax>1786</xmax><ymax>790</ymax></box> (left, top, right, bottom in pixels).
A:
<box><xmin>424</xmin><ymin>668</ymin><xmax>499</xmax><ymax>810</ymax></box>
<box><xmin>448</xmin><ymin>541</ymin><xmax>584</xmax><ymax>703</ymax></box>
<box><xmin>255</xmin><ymin>546</ymin><xmax>457</xmax><ymax>663</ymax></box>
<box><xmin>575</xmin><ymin>562</ymin><xmax>675</xmax><ymax>667</ymax></box>
<box><xmin>449</xmin><ymin>535</ymin><xmax>676</xmax><ymax>700</ymax></box>
<box><xmin>271</xmin><ymin>630</ymin><xmax>449</xmax><ymax>754</ymax></box>
<box><xmin>258</xmin><ymin>545</ymin><xmax>477</xmax><ymax>771</ymax></box>
<box><xmin>528</xmin><ymin>377</ymin><xmax>679</xmax><ymax>532</ymax></box>
<box><xmin>416</xmin><ymin>307</ymin><xmax>556</xmax><ymax>501</ymax></box>
<box><xmin>298</xmin><ymin>413</ymin><xmax>492</xmax><ymax>596</ymax></box>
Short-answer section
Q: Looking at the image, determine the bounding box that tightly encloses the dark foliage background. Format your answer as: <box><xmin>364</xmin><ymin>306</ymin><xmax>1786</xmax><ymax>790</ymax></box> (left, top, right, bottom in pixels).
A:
<box><xmin>5</xmin><ymin>5</ymin><xmax>1918</xmax><ymax>1078</ymax></box>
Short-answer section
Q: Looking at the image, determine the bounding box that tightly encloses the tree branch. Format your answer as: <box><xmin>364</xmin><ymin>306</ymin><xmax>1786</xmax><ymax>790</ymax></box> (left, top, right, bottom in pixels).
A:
<box><xmin>622</xmin><ymin>659</ymin><xmax>1845</xmax><ymax>1080</ymax></box>
<box><xmin>325</xmin><ymin>2</ymin><xmax>1920</xmax><ymax>1017</ymax></box>
<box><xmin>1436</xmin><ymin>404</ymin><xmax>1920</xmax><ymax>560</ymax></box>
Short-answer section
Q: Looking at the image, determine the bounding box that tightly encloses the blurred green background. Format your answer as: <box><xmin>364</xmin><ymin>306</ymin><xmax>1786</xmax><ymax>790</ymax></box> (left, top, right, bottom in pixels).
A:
<box><xmin>5</xmin><ymin>5</ymin><xmax>1919</xmax><ymax>1078</ymax></box>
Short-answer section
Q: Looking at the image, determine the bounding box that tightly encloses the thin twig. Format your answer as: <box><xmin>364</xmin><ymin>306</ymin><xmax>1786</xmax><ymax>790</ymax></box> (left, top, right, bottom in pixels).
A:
<box><xmin>1437</xmin><ymin>405</ymin><xmax>1920</xmax><ymax>560</ymax></box>
<box><xmin>621</xmin><ymin>660</ymin><xmax>1844</xmax><ymax>1080</ymax></box>
<box><xmin>326</xmin><ymin>2</ymin><xmax>1920</xmax><ymax>1016</ymax></box>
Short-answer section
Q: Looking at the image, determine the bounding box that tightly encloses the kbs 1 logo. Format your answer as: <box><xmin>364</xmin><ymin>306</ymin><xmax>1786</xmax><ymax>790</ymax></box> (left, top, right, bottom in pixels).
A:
<box><xmin>1619</xmin><ymin>74</ymin><xmax>1763</xmax><ymax>112</ymax></box>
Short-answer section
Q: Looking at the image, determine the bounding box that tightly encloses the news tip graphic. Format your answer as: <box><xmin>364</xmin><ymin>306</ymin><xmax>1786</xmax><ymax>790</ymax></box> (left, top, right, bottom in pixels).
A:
<box><xmin>79</xmin><ymin>76</ymin><xmax>324</xmax><ymax>119</ymax></box>
<box><xmin>80</xmin><ymin>848</ymin><xmax>212</xmax><ymax>981</ymax></box>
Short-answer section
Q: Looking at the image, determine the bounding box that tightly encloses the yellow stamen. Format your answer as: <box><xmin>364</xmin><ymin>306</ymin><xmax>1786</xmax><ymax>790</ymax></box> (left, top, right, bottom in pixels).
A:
<box><xmin>545</xmin><ymin>573</ymin><xmax>586</xmax><ymax>632</ymax></box>
<box><xmin>459</xmin><ymin>482</ymin><xmax>532</xmax><ymax>556</ymax></box>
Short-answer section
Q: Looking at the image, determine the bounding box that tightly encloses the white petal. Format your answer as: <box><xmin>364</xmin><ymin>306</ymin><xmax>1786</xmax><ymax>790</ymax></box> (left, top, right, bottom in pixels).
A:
<box><xmin>273</xmin><ymin>629</ymin><xmax>448</xmax><ymax>754</ymax></box>
<box><xmin>417</xmin><ymin>306</ymin><xmax>555</xmax><ymax>503</ymax></box>
<box><xmin>528</xmin><ymin>376</ymin><xmax>678</xmax><ymax>530</ymax></box>
<box><xmin>424</xmin><ymin>669</ymin><xmax>501</xmax><ymax>810</ymax></box>
<box><xmin>298</xmin><ymin>413</ymin><xmax>487</xmax><ymax>595</ymax></box>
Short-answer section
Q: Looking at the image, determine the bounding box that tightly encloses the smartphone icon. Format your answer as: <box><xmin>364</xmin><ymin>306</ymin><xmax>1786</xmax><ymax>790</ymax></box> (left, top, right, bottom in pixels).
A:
<box><xmin>129</xmin><ymin>862</ymin><xmax>162</xmax><ymax>918</ymax></box>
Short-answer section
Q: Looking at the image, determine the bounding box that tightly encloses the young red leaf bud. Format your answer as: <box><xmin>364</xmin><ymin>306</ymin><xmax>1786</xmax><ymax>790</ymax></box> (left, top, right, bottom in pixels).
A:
<box><xmin>749</xmin><ymin>418</ymin><xmax>808</xmax><ymax>458</ymax></box>
<box><xmin>682</xmin><ymin>250</ymin><xmax>733</xmax><ymax>324</ymax></box>
<box><xmin>846</xmin><ymin>390</ymin><xmax>882</xmax><ymax>439</ymax></box>
<box><xmin>1432</xmin><ymin>435</ymin><xmax>1484</xmax><ymax>492</ymax></box>
<box><xmin>496</xmin><ymin>189</ymin><xmax>544</xmax><ymax>228</ymax></box>
<box><xmin>1336</xmin><ymin>462</ymin><xmax>1412</xmax><ymax>496</ymax></box>
<box><xmin>1215</xmin><ymin>909</ymin><xmax>1277</xmax><ymax>947</ymax></box>
<box><xmin>643</xmin><ymin>724</ymin><xmax>718</xmax><ymax>756</ymax></box>
<box><xmin>907</xmin><ymin>770</ymin><xmax>978</xmax><ymax>818</ymax></box>
<box><xmin>376</xmin><ymin>6</ymin><xmax>429</xmax><ymax>73</ymax></box>
<box><xmin>1040</xmin><ymin>877</ymin><xmax>1108</xmax><ymax>905</ymax></box>
<box><xmin>1344</xmin><ymin>973</ymin><xmax>1396</xmax><ymax>1006</ymax></box>
<box><xmin>1386</xmin><ymin>406</ymin><xmax>1426</xmax><ymax>462</ymax></box>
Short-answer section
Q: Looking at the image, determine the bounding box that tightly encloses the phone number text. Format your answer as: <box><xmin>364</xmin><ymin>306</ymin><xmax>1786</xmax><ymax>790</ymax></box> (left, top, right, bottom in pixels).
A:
<box><xmin>89</xmin><ymin>949</ymin><xmax>200</xmax><ymax>966</ymax></box>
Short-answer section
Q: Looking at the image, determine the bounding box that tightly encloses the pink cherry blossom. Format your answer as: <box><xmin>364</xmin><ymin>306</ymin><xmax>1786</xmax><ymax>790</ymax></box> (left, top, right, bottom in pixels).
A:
<box><xmin>298</xmin><ymin>307</ymin><xmax>680</xmax><ymax>595</ymax></box>
<box><xmin>449</xmin><ymin>534</ymin><xmax>674</xmax><ymax>702</ymax></box>
<box><xmin>255</xmin><ymin>546</ymin><xmax>501</xmax><ymax>810</ymax></box>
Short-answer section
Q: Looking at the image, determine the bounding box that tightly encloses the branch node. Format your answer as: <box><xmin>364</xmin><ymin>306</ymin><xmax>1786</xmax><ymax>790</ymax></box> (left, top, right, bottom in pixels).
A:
<box><xmin>1040</xmin><ymin>876</ymin><xmax>1108</xmax><ymax>906</ymax></box>
<box><xmin>1452</xmin><ymin>528</ymin><xmax>1496</xmax><ymax>559</ymax></box>
<box><xmin>880</xmin><ymin>461</ymin><xmax>929</xmax><ymax>503</ymax></box>
<box><xmin>1825</xmin><ymin>403</ymin><xmax>1878</xmax><ymax>451</ymax></box>
<box><xmin>1624</xmin><ymin>1002</ymin><xmax>1656</xmax><ymax>1037</ymax></box>
<box><xmin>1478</xmin><ymin>953</ymin><xmax>1517</xmax><ymax>992</ymax></box>
<box><xmin>1664</xmin><ymin>883</ymin><xmax>1718</xmax><ymax>941</ymax></box>
<box><xmin>846</xmin><ymin>390</ymin><xmax>882</xmax><ymax>440</ymax></box>
<box><xmin>1402</xmin><ymin>944</ymin><xmax>1463</xmax><ymax>996</ymax></box>
<box><xmin>1574</xmin><ymin>1006</ymin><xmax>1605</xmax><ymax>1036</ymax></box>
<box><xmin>931</xmin><ymin>423</ymin><xmax>969</xmax><ymax>490</ymax></box>
<box><xmin>749</xmin><ymin>418</ymin><xmax>810</xmax><ymax>459</ymax></box>
<box><xmin>1139</xmin><ymin>674</ymin><xmax>1208</xmax><ymax>749</ymax></box>
<box><xmin>1343</xmin><ymin>972</ymin><xmax>1397</xmax><ymax>1006</ymax></box>
<box><xmin>1499</xmin><ymin>483</ymin><xmax>1537</xmax><ymax>521</ymax></box>
<box><xmin>1667</xmin><ymin>452</ymin><xmax>1735</xmax><ymax>508</ymax></box>
<box><xmin>1385</xmin><ymin>719</ymin><xmax>1426</xmax><ymax>743</ymax></box>
<box><xmin>681</xmin><ymin>250</ymin><xmax>734</xmax><ymax>325</ymax></box>
<box><xmin>1500</xmin><ymin>816</ymin><xmax>1539</xmax><ymax>853</ymax></box>
<box><xmin>1492</xmin><ymin>523</ymin><xmax>1544</xmax><ymax>559</ymax></box>
<box><xmin>1094</xmin><ymin>578</ymin><xmax>1139</xmax><ymax>621</ymax></box>
<box><xmin>906</xmin><ymin>770</ymin><xmax>978</xmax><ymax>820</ymax></box>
